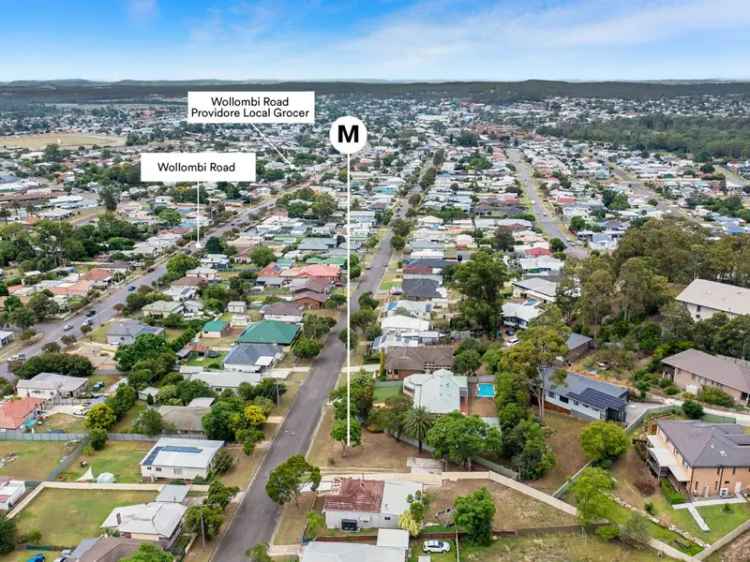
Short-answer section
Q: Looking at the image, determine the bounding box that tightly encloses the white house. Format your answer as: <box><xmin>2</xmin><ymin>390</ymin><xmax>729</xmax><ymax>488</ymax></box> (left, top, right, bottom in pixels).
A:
<box><xmin>16</xmin><ymin>373</ymin><xmax>87</xmax><ymax>400</ymax></box>
<box><xmin>140</xmin><ymin>438</ymin><xmax>224</xmax><ymax>480</ymax></box>
<box><xmin>676</xmin><ymin>279</ymin><xmax>750</xmax><ymax>321</ymax></box>
<box><xmin>101</xmin><ymin>501</ymin><xmax>187</xmax><ymax>544</ymax></box>
<box><xmin>322</xmin><ymin>478</ymin><xmax>422</xmax><ymax>531</ymax></box>
<box><xmin>402</xmin><ymin>369</ymin><xmax>468</xmax><ymax>414</ymax></box>
<box><xmin>0</xmin><ymin>479</ymin><xmax>25</xmax><ymax>510</ymax></box>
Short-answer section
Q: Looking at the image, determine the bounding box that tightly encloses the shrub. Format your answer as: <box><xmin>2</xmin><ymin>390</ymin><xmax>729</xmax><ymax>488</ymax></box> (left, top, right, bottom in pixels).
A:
<box><xmin>211</xmin><ymin>449</ymin><xmax>234</xmax><ymax>475</ymax></box>
<box><xmin>89</xmin><ymin>428</ymin><xmax>108</xmax><ymax>450</ymax></box>
<box><xmin>644</xmin><ymin>501</ymin><xmax>656</xmax><ymax>515</ymax></box>
<box><xmin>697</xmin><ymin>387</ymin><xmax>734</xmax><ymax>408</ymax></box>
<box><xmin>660</xmin><ymin>479</ymin><xmax>687</xmax><ymax>505</ymax></box>
<box><xmin>682</xmin><ymin>400</ymin><xmax>704</xmax><ymax>419</ymax></box>
<box><xmin>595</xmin><ymin>524</ymin><xmax>620</xmax><ymax>541</ymax></box>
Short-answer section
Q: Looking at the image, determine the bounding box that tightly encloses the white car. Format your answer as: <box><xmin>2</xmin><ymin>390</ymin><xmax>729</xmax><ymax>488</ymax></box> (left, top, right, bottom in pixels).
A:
<box><xmin>423</xmin><ymin>540</ymin><xmax>451</xmax><ymax>554</ymax></box>
<box><xmin>505</xmin><ymin>336</ymin><xmax>520</xmax><ymax>347</ymax></box>
<box><xmin>63</xmin><ymin>324</ymin><xmax>74</xmax><ymax>331</ymax></box>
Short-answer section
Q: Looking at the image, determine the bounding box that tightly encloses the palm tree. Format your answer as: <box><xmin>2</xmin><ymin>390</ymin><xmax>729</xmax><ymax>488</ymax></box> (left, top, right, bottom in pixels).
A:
<box><xmin>404</xmin><ymin>406</ymin><xmax>434</xmax><ymax>453</ymax></box>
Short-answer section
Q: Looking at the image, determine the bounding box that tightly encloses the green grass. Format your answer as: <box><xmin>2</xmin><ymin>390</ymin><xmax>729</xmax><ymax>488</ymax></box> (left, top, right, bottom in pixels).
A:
<box><xmin>373</xmin><ymin>382</ymin><xmax>402</xmax><ymax>402</ymax></box>
<box><xmin>15</xmin><ymin>489</ymin><xmax>155</xmax><ymax>547</ymax></box>
<box><xmin>110</xmin><ymin>402</ymin><xmax>147</xmax><ymax>433</ymax></box>
<box><xmin>666</xmin><ymin>502</ymin><xmax>750</xmax><ymax>543</ymax></box>
<box><xmin>37</xmin><ymin>413</ymin><xmax>86</xmax><ymax>434</ymax></box>
<box><xmin>59</xmin><ymin>441</ymin><xmax>152</xmax><ymax>483</ymax></box>
<box><xmin>423</xmin><ymin>533</ymin><xmax>682</xmax><ymax>562</ymax></box>
<box><xmin>0</xmin><ymin>550</ymin><xmax>64</xmax><ymax>562</ymax></box>
<box><xmin>187</xmin><ymin>351</ymin><xmax>227</xmax><ymax>368</ymax></box>
<box><xmin>0</xmin><ymin>442</ymin><xmax>72</xmax><ymax>481</ymax></box>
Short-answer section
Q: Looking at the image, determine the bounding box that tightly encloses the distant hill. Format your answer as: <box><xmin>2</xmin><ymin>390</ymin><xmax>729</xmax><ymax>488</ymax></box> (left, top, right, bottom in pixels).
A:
<box><xmin>1</xmin><ymin>79</ymin><xmax>750</xmax><ymax>104</ymax></box>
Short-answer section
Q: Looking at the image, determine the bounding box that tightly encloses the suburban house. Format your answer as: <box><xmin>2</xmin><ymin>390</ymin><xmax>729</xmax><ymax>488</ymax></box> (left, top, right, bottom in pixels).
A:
<box><xmin>185</xmin><ymin>369</ymin><xmax>265</xmax><ymax>392</ymax></box>
<box><xmin>380</xmin><ymin>315</ymin><xmax>431</xmax><ymax>336</ymax></box>
<box><xmin>66</xmin><ymin>537</ymin><xmax>142</xmax><ymax>562</ymax></box>
<box><xmin>661</xmin><ymin>348</ymin><xmax>750</xmax><ymax>404</ymax></box>
<box><xmin>140</xmin><ymin>437</ymin><xmax>224</xmax><ymax>480</ymax></box>
<box><xmin>0</xmin><ymin>479</ymin><xmax>25</xmax><ymax>510</ymax></box>
<box><xmin>403</xmin><ymin>369</ymin><xmax>468</xmax><ymax>414</ymax></box>
<box><xmin>106</xmin><ymin>320</ymin><xmax>164</xmax><ymax>346</ymax></box>
<box><xmin>647</xmin><ymin>420</ymin><xmax>750</xmax><ymax>498</ymax></box>
<box><xmin>158</xmin><ymin>403</ymin><xmax>212</xmax><ymax>434</ymax></box>
<box><xmin>502</xmin><ymin>301</ymin><xmax>543</xmax><ymax>330</ymax></box>
<box><xmin>566</xmin><ymin>333</ymin><xmax>594</xmax><ymax>362</ymax></box>
<box><xmin>16</xmin><ymin>372</ymin><xmax>87</xmax><ymax>400</ymax></box>
<box><xmin>322</xmin><ymin>478</ymin><xmax>422</xmax><ymax>531</ymax></box>
<box><xmin>543</xmin><ymin>370</ymin><xmax>628</xmax><ymax>422</ymax></box>
<box><xmin>300</xmin><ymin>537</ymin><xmax>407</xmax><ymax>562</ymax></box>
<box><xmin>223</xmin><ymin>343</ymin><xmax>282</xmax><ymax>373</ymax></box>
<box><xmin>402</xmin><ymin>278</ymin><xmax>443</xmax><ymax>301</ymax></box>
<box><xmin>0</xmin><ymin>397</ymin><xmax>45</xmax><ymax>430</ymax></box>
<box><xmin>237</xmin><ymin>320</ymin><xmax>300</xmax><ymax>345</ymax></box>
<box><xmin>202</xmin><ymin>320</ymin><xmax>229</xmax><ymax>339</ymax></box>
<box><xmin>261</xmin><ymin>302</ymin><xmax>305</xmax><ymax>323</ymax></box>
<box><xmin>511</xmin><ymin>277</ymin><xmax>558</xmax><ymax>304</ymax></box>
<box><xmin>142</xmin><ymin>300</ymin><xmax>184</xmax><ymax>318</ymax></box>
<box><xmin>101</xmin><ymin>500</ymin><xmax>187</xmax><ymax>545</ymax></box>
<box><xmin>385</xmin><ymin>345</ymin><xmax>455</xmax><ymax>378</ymax></box>
<box><xmin>676</xmin><ymin>279</ymin><xmax>750</xmax><ymax>321</ymax></box>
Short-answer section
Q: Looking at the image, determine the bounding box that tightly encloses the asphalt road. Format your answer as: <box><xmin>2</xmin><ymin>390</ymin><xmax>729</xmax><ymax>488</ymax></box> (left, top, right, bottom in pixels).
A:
<box><xmin>0</xmin><ymin>198</ymin><xmax>278</xmax><ymax>382</ymax></box>
<box><xmin>507</xmin><ymin>148</ymin><xmax>589</xmax><ymax>259</ymax></box>
<box><xmin>213</xmin><ymin>194</ymin><xmax>410</xmax><ymax>561</ymax></box>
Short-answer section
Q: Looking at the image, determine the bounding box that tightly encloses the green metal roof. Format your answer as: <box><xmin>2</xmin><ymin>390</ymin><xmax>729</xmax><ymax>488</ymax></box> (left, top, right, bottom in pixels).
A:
<box><xmin>203</xmin><ymin>320</ymin><xmax>228</xmax><ymax>332</ymax></box>
<box><xmin>237</xmin><ymin>320</ymin><xmax>299</xmax><ymax>345</ymax></box>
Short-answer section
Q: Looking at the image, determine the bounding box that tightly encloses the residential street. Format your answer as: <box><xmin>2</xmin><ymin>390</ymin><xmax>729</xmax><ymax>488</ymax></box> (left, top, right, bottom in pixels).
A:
<box><xmin>507</xmin><ymin>148</ymin><xmax>589</xmax><ymax>259</ymax></box>
<box><xmin>0</xmin><ymin>198</ymin><xmax>278</xmax><ymax>382</ymax></box>
<box><xmin>213</xmin><ymin>192</ymin><xmax>409</xmax><ymax>561</ymax></box>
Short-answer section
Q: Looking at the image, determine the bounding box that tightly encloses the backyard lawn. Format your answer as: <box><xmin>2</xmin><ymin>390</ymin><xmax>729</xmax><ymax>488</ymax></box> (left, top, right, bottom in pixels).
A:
<box><xmin>373</xmin><ymin>382</ymin><xmax>402</xmax><ymax>402</ymax></box>
<box><xmin>426</xmin><ymin>532</ymin><xmax>681</xmax><ymax>562</ymax></box>
<box><xmin>0</xmin><ymin>441</ymin><xmax>73</xmax><ymax>481</ymax></box>
<box><xmin>110</xmin><ymin>402</ymin><xmax>147</xmax><ymax>433</ymax></box>
<box><xmin>36</xmin><ymin>413</ymin><xmax>86</xmax><ymax>434</ymax></box>
<box><xmin>15</xmin><ymin>488</ymin><xmax>155</xmax><ymax>548</ymax></box>
<box><xmin>0</xmin><ymin>550</ymin><xmax>64</xmax><ymax>562</ymax></box>
<box><xmin>59</xmin><ymin>441</ymin><xmax>152</xmax><ymax>483</ymax></box>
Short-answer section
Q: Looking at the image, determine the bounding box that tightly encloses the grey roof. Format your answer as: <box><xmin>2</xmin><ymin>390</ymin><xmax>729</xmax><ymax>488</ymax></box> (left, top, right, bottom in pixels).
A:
<box><xmin>224</xmin><ymin>343</ymin><xmax>282</xmax><ymax>368</ymax></box>
<box><xmin>566</xmin><ymin>332</ymin><xmax>593</xmax><ymax>351</ymax></box>
<box><xmin>662</xmin><ymin>349</ymin><xmax>750</xmax><ymax>394</ymax></box>
<box><xmin>155</xmin><ymin>484</ymin><xmax>190</xmax><ymax>503</ymax></box>
<box><xmin>544</xmin><ymin>370</ymin><xmax>628</xmax><ymax>409</ymax></box>
<box><xmin>157</xmin><ymin>405</ymin><xmax>210</xmax><ymax>433</ymax></box>
<box><xmin>513</xmin><ymin>277</ymin><xmax>558</xmax><ymax>297</ymax></box>
<box><xmin>402</xmin><ymin>278</ymin><xmax>441</xmax><ymax>299</ymax></box>
<box><xmin>107</xmin><ymin>319</ymin><xmax>163</xmax><ymax>339</ymax></box>
<box><xmin>262</xmin><ymin>302</ymin><xmax>305</xmax><ymax>317</ymax></box>
<box><xmin>16</xmin><ymin>372</ymin><xmax>87</xmax><ymax>393</ymax></box>
<box><xmin>141</xmin><ymin>437</ymin><xmax>223</xmax><ymax>469</ymax></box>
<box><xmin>658</xmin><ymin>420</ymin><xmax>750</xmax><ymax>468</ymax></box>
<box><xmin>102</xmin><ymin>501</ymin><xmax>186</xmax><ymax>538</ymax></box>
<box><xmin>300</xmin><ymin>542</ymin><xmax>406</xmax><ymax>562</ymax></box>
<box><xmin>676</xmin><ymin>279</ymin><xmax>750</xmax><ymax>316</ymax></box>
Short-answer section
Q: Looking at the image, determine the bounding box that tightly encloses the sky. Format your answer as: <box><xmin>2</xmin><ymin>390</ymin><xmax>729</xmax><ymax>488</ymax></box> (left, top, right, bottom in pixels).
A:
<box><xmin>2</xmin><ymin>0</ymin><xmax>750</xmax><ymax>81</ymax></box>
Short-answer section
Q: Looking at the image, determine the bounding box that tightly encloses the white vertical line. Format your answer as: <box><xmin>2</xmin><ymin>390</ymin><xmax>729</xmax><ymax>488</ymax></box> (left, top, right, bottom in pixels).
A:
<box><xmin>196</xmin><ymin>181</ymin><xmax>201</xmax><ymax>248</ymax></box>
<box><xmin>346</xmin><ymin>153</ymin><xmax>352</xmax><ymax>448</ymax></box>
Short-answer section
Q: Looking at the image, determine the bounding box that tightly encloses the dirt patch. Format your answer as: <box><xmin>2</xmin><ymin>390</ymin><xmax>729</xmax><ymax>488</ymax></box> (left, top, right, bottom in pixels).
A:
<box><xmin>707</xmin><ymin>529</ymin><xmax>750</xmax><ymax>562</ymax></box>
<box><xmin>426</xmin><ymin>479</ymin><xmax>575</xmax><ymax>530</ymax></box>
<box><xmin>0</xmin><ymin>133</ymin><xmax>125</xmax><ymax>149</ymax></box>
<box><xmin>273</xmin><ymin>493</ymin><xmax>320</xmax><ymax>545</ymax></box>
<box><xmin>528</xmin><ymin>411</ymin><xmax>590</xmax><ymax>494</ymax></box>
<box><xmin>308</xmin><ymin>407</ymin><xmax>433</xmax><ymax>472</ymax></box>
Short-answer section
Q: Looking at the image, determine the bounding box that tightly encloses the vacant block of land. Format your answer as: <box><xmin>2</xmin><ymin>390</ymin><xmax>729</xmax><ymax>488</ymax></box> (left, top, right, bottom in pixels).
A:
<box><xmin>0</xmin><ymin>441</ymin><xmax>72</xmax><ymax>481</ymax></box>
<box><xmin>15</xmin><ymin>488</ymin><xmax>155</xmax><ymax>547</ymax></box>
<box><xmin>60</xmin><ymin>441</ymin><xmax>153</xmax><ymax>483</ymax></box>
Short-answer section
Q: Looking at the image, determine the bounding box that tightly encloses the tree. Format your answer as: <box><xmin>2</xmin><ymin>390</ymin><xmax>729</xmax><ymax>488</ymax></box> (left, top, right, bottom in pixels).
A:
<box><xmin>266</xmin><ymin>455</ymin><xmax>321</xmax><ymax>507</ymax></box>
<box><xmin>115</xmin><ymin>333</ymin><xmax>172</xmax><ymax>372</ymax></box>
<box><xmin>304</xmin><ymin>512</ymin><xmax>326</xmax><ymax>541</ymax></box>
<box><xmin>184</xmin><ymin>505</ymin><xmax>224</xmax><ymax>541</ymax></box>
<box><xmin>134</xmin><ymin>408</ymin><xmax>164</xmax><ymax>436</ymax></box>
<box><xmin>99</xmin><ymin>187</ymin><xmax>119</xmax><ymax>212</ymax></box>
<box><xmin>549</xmin><ymin>238</ymin><xmax>566</xmax><ymax>253</ymax></box>
<box><xmin>14</xmin><ymin>352</ymin><xmax>94</xmax><ymax>379</ymax></box>
<box><xmin>243</xmin><ymin>404</ymin><xmax>267</xmax><ymax>427</ymax></box>
<box><xmin>621</xmin><ymin>512</ymin><xmax>650</xmax><ymax>548</ymax></box>
<box><xmin>331</xmin><ymin>417</ymin><xmax>362</xmax><ymax>456</ymax></box>
<box><xmin>211</xmin><ymin>449</ymin><xmax>234</xmax><ymax>475</ymax></box>
<box><xmin>330</xmin><ymin>374</ymin><xmax>373</xmax><ymax>420</ymax></box>
<box><xmin>580</xmin><ymin>421</ymin><xmax>629</xmax><ymax>465</ymax></box>
<box><xmin>454</xmin><ymin>487</ymin><xmax>495</xmax><ymax>545</ymax></box>
<box><xmin>89</xmin><ymin>427</ymin><xmax>108</xmax><ymax>450</ymax></box>
<box><xmin>207</xmin><ymin>480</ymin><xmax>239</xmax><ymax>509</ymax></box>
<box><xmin>121</xmin><ymin>544</ymin><xmax>173</xmax><ymax>562</ymax></box>
<box><xmin>453</xmin><ymin>349</ymin><xmax>482</xmax><ymax>376</ymax></box>
<box><xmin>107</xmin><ymin>383</ymin><xmax>137</xmax><ymax>419</ymax></box>
<box><xmin>571</xmin><ymin>467</ymin><xmax>615</xmax><ymax>526</ymax></box>
<box><xmin>426</xmin><ymin>412</ymin><xmax>502</xmax><ymax>470</ymax></box>
<box><xmin>453</xmin><ymin>250</ymin><xmax>508</xmax><ymax>336</ymax></box>
<box><xmin>293</xmin><ymin>336</ymin><xmax>321</xmax><ymax>359</ymax></box>
<box><xmin>404</xmin><ymin>406</ymin><xmax>434</xmax><ymax>453</ymax></box>
<box><xmin>85</xmin><ymin>403</ymin><xmax>116</xmax><ymax>430</ymax></box>
<box><xmin>399</xmin><ymin>509</ymin><xmax>421</xmax><ymax>537</ymax></box>
<box><xmin>492</xmin><ymin>228</ymin><xmax>515</xmax><ymax>252</ymax></box>
<box><xmin>382</xmin><ymin>395</ymin><xmax>411</xmax><ymax>439</ymax></box>
<box><xmin>250</xmin><ymin>246</ymin><xmax>276</xmax><ymax>268</ymax></box>
<box><xmin>579</xmin><ymin>268</ymin><xmax>615</xmax><ymax>334</ymax></box>
<box><xmin>682</xmin><ymin>399</ymin><xmax>704</xmax><ymax>419</ymax></box>
<box><xmin>0</xmin><ymin>517</ymin><xmax>15</xmax><ymax>555</ymax></box>
<box><xmin>247</xmin><ymin>543</ymin><xmax>273</xmax><ymax>562</ymax></box>
<box><xmin>511</xmin><ymin>420</ymin><xmax>555</xmax><ymax>480</ymax></box>
<box><xmin>617</xmin><ymin>257</ymin><xmax>668</xmax><ymax>321</ymax></box>
<box><xmin>166</xmin><ymin>254</ymin><xmax>199</xmax><ymax>277</ymax></box>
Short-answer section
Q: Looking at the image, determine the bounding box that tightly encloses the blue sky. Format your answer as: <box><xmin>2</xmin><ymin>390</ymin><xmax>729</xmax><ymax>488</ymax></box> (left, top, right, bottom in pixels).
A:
<box><xmin>3</xmin><ymin>0</ymin><xmax>750</xmax><ymax>81</ymax></box>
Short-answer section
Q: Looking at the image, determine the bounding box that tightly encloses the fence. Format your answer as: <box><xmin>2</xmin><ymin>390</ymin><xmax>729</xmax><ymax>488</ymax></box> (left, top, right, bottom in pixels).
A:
<box><xmin>391</xmin><ymin>433</ymin><xmax>519</xmax><ymax>480</ymax></box>
<box><xmin>0</xmin><ymin>431</ymin><xmax>203</xmax><ymax>442</ymax></box>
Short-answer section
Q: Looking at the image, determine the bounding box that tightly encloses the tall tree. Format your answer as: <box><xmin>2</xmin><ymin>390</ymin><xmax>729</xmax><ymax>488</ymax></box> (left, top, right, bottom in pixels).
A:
<box><xmin>452</xmin><ymin>249</ymin><xmax>508</xmax><ymax>337</ymax></box>
<box><xmin>404</xmin><ymin>406</ymin><xmax>434</xmax><ymax>453</ymax></box>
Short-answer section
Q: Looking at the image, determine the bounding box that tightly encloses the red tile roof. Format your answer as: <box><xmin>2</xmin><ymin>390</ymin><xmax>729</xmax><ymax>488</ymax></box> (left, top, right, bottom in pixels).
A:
<box><xmin>0</xmin><ymin>398</ymin><xmax>44</xmax><ymax>430</ymax></box>
<box><xmin>324</xmin><ymin>479</ymin><xmax>384</xmax><ymax>513</ymax></box>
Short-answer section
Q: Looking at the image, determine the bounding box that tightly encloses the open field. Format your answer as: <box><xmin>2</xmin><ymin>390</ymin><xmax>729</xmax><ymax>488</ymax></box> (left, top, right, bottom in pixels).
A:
<box><xmin>59</xmin><ymin>440</ymin><xmax>152</xmax><ymax>483</ymax></box>
<box><xmin>426</xmin><ymin>532</ymin><xmax>680</xmax><ymax>562</ymax></box>
<box><xmin>0</xmin><ymin>133</ymin><xmax>126</xmax><ymax>149</ymax></box>
<box><xmin>528</xmin><ymin>411</ymin><xmax>590</xmax><ymax>494</ymax></box>
<box><xmin>0</xmin><ymin>441</ymin><xmax>73</xmax><ymax>481</ymax></box>
<box><xmin>15</xmin><ymin>488</ymin><xmax>155</xmax><ymax>548</ymax></box>
<box><xmin>307</xmin><ymin>407</ymin><xmax>432</xmax><ymax>472</ymax></box>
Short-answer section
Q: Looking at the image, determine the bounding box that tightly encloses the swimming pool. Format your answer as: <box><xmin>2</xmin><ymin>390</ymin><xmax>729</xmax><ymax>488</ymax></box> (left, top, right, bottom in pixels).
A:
<box><xmin>476</xmin><ymin>383</ymin><xmax>495</xmax><ymax>398</ymax></box>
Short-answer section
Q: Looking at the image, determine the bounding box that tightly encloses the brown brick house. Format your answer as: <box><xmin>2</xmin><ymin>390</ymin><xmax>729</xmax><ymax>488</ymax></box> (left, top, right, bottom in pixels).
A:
<box><xmin>384</xmin><ymin>345</ymin><xmax>454</xmax><ymax>379</ymax></box>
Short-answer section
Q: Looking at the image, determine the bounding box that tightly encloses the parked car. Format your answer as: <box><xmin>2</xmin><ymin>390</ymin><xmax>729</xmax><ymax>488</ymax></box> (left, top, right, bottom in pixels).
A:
<box><xmin>85</xmin><ymin>309</ymin><xmax>96</xmax><ymax>317</ymax></box>
<box><xmin>423</xmin><ymin>541</ymin><xmax>451</xmax><ymax>554</ymax></box>
<box><xmin>26</xmin><ymin>555</ymin><xmax>46</xmax><ymax>562</ymax></box>
<box><xmin>63</xmin><ymin>324</ymin><xmax>74</xmax><ymax>331</ymax></box>
<box><xmin>128</xmin><ymin>285</ymin><xmax>136</xmax><ymax>292</ymax></box>
<box><xmin>505</xmin><ymin>336</ymin><xmax>520</xmax><ymax>347</ymax></box>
